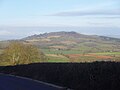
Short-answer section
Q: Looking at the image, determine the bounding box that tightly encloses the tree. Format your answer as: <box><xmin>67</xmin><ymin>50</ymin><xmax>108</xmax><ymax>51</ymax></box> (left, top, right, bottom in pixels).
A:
<box><xmin>2</xmin><ymin>42</ymin><xmax>46</xmax><ymax>65</ymax></box>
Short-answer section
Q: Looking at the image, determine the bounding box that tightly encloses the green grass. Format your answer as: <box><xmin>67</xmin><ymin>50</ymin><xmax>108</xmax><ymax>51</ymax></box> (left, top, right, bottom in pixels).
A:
<box><xmin>47</xmin><ymin>56</ymin><xmax>69</xmax><ymax>62</ymax></box>
<box><xmin>75</xmin><ymin>56</ymin><xmax>101</xmax><ymax>62</ymax></box>
<box><xmin>0</xmin><ymin>49</ymin><xmax>3</xmax><ymax>54</ymax></box>
<box><xmin>92</xmin><ymin>52</ymin><xmax>120</xmax><ymax>55</ymax></box>
<box><xmin>41</xmin><ymin>49</ymin><xmax>82</xmax><ymax>54</ymax></box>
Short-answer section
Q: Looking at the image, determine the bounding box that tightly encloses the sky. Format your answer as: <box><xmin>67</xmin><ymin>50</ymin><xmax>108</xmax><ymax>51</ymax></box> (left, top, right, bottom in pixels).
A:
<box><xmin>0</xmin><ymin>0</ymin><xmax>120</xmax><ymax>40</ymax></box>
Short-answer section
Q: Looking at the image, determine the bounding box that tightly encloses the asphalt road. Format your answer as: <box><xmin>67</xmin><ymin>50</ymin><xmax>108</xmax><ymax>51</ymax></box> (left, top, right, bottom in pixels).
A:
<box><xmin>0</xmin><ymin>74</ymin><xmax>67</xmax><ymax>90</ymax></box>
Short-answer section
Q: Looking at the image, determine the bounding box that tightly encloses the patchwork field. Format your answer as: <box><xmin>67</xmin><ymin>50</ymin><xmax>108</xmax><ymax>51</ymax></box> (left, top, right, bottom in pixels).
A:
<box><xmin>0</xmin><ymin>31</ymin><xmax>120</xmax><ymax>66</ymax></box>
<box><xmin>41</xmin><ymin>48</ymin><xmax>120</xmax><ymax>63</ymax></box>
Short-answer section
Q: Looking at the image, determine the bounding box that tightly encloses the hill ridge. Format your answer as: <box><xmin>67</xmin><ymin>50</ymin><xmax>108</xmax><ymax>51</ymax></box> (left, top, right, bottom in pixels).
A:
<box><xmin>21</xmin><ymin>31</ymin><xmax>120</xmax><ymax>53</ymax></box>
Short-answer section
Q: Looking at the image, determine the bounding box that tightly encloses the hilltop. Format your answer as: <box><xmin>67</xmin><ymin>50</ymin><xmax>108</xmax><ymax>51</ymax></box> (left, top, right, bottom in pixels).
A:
<box><xmin>22</xmin><ymin>31</ymin><xmax>120</xmax><ymax>53</ymax></box>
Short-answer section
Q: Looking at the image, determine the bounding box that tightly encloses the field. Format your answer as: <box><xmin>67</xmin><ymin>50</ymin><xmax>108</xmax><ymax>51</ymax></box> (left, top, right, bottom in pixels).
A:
<box><xmin>41</xmin><ymin>48</ymin><xmax>120</xmax><ymax>63</ymax></box>
<box><xmin>1</xmin><ymin>31</ymin><xmax>120</xmax><ymax>66</ymax></box>
<box><xmin>46</xmin><ymin>54</ymin><xmax>69</xmax><ymax>62</ymax></box>
<box><xmin>0</xmin><ymin>46</ymin><xmax>120</xmax><ymax>66</ymax></box>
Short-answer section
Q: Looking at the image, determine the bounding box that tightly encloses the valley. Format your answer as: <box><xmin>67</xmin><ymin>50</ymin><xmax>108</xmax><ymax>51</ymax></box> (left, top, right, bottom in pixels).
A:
<box><xmin>0</xmin><ymin>31</ymin><xmax>120</xmax><ymax>65</ymax></box>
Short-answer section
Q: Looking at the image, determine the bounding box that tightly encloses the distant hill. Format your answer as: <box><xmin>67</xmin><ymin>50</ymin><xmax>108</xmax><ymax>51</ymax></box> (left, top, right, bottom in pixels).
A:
<box><xmin>22</xmin><ymin>31</ymin><xmax>120</xmax><ymax>53</ymax></box>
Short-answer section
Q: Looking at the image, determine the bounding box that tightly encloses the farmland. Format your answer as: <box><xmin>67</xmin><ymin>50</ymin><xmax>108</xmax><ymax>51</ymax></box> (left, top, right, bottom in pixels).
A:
<box><xmin>40</xmin><ymin>48</ymin><xmax>120</xmax><ymax>63</ymax></box>
<box><xmin>0</xmin><ymin>31</ymin><xmax>120</xmax><ymax>66</ymax></box>
<box><xmin>24</xmin><ymin>31</ymin><xmax>120</xmax><ymax>62</ymax></box>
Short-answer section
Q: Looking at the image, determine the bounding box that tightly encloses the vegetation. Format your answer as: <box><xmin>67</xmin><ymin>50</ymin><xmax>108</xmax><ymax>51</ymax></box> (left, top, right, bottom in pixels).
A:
<box><xmin>47</xmin><ymin>56</ymin><xmax>69</xmax><ymax>62</ymax></box>
<box><xmin>1</xmin><ymin>62</ymin><xmax>120</xmax><ymax>90</ymax></box>
<box><xmin>0</xmin><ymin>42</ymin><xmax>46</xmax><ymax>65</ymax></box>
<box><xmin>24</xmin><ymin>31</ymin><xmax>120</xmax><ymax>53</ymax></box>
<box><xmin>0</xmin><ymin>32</ymin><xmax>120</xmax><ymax>89</ymax></box>
<box><xmin>0</xmin><ymin>31</ymin><xmax>120</xmax><ymax>65</ymax></box>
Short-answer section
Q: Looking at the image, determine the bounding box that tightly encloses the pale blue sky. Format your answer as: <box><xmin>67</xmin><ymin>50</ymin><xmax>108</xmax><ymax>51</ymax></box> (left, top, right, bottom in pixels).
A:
<box><xmin>0</xmin><ymin>0</ymin><xmax>120</xmax><ymax>40</ymax></box>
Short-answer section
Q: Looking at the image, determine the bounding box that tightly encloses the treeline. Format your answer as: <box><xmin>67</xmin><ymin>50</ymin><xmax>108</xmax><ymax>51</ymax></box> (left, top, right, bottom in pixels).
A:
<box><xmin>0</xmin><ymin>62</ymin><xmax>120</xmax><ymax>90</ymax></box>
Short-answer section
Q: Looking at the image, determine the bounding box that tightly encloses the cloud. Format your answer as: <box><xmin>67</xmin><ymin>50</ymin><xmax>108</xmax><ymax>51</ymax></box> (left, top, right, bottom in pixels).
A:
<box><xmin>51</xmin><ymin>9</ymin><xmax>120</xmax><ymax>16</ymax></box>
<box><xmin>0</xmin><ymin>30</ymin><xmax>14</xmax><ymax>36</ymax></box>
<box><xmin>50</xmin><ymin>0</ymin><xmax>120</xmax><ymax>17</ymax></box>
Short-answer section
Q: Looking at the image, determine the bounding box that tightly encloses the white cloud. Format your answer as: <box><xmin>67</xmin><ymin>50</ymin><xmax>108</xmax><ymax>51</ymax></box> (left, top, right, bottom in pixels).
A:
<box><xmin>0</xmin><ymin>30</ymin><xmax>14</xmax><ymax>36</ymax></box>
<box><xmin>27</xmin><ymin>31</ymin><xmax>45</xmax><ymax>36</ymax></box>
<box><xmin>50</xmin><ymin>0</ymin><xmax>120</xmax><ymax>17</ymax></box>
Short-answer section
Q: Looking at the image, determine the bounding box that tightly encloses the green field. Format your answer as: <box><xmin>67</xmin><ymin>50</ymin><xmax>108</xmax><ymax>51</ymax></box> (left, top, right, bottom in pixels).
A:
<box><xmin>1</xmin><ymin>48</ymin><xmax>120</xmax><ymax>66</ymax></box>
<box><xmin>41</xmin><ymin>48</ymin><xmax>120</xmax><ymax>62</ymax></box>
<box><xmin>92</xmin><ymin>52</ymin><xmax>120</xmax><ymax>55</ymax></box>
<box><xmin>47</xmin><ymin>56</ymin><xmax>69</xmax><ymax>62</ymax></box>
<box><xmin>41</xmin><ymin>49</ymin><xmax>83</xmax><ymax>54</ymax></box>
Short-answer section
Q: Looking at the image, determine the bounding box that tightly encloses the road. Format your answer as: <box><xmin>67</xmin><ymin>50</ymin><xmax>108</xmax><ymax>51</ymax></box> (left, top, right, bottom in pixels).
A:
<box><xmin>0</xmin><ymin>74</ymin><xmax>67</xmax><ymax>90</ymax></box>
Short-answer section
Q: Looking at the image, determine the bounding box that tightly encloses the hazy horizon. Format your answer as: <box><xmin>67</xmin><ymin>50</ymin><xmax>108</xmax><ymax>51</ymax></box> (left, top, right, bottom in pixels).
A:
<box><xmin>0</xmin><ymin>26</ymin><xmax>120</xmax><ymax>40</ymax></box>
<box><xmin>0</xmin><ymin>0</ymin><xmax>120</xmax><ymax>40</ymax></box>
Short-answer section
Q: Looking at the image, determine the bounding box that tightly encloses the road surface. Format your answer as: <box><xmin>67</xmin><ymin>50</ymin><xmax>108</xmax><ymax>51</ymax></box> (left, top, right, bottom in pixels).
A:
<box><xmin>0</xmin><ymin>74</ymin><xmax>67</xmax><ymax>90</ymax></box>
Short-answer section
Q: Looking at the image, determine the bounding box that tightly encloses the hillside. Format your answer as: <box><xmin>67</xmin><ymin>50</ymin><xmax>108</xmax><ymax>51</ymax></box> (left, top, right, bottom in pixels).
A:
<box><xmin>23</xmin><ymin>31</ymin><xmax>120</xmax><ymax>53</ymax></box>
<box><xmin>0</xmin><ymin>31</ymin><xmax>120</xmax><ymax>64</ymax></box>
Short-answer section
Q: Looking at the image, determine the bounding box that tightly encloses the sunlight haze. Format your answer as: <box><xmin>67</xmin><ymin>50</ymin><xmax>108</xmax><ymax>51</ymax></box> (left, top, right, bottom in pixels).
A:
<box><xmin>0</xmin><ymin>0</ymin><xmax>120</xmax><ymax>40</ymax></box>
